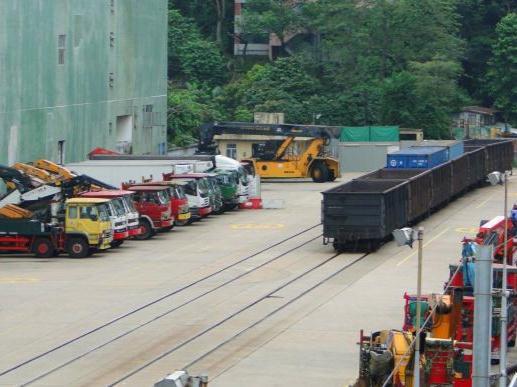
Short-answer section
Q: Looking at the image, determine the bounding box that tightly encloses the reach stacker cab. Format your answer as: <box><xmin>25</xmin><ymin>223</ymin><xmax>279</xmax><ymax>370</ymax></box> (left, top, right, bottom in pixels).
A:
<box><xmin>0</xmin><ymin>197</ymin><xmax>113</xmax><ymax>258</ymax></box>
<box><xmin>126</xmin><ymin>185</ymin><xmax>173</xmax><ymax>239</ymax></box>
<box><xmin>80</xmin><ymin>190</ymin><xmax>142</xmax><ymax>247</ymax></box>
<box><xmin>162</xmin><ymin>174</ymin><xmax>212</xmax><ymax>220</ymax></box>
<box><xmin>123</xmin><ymin>181</ymin><xmax>191</xmax><ymax>227</ymax></box>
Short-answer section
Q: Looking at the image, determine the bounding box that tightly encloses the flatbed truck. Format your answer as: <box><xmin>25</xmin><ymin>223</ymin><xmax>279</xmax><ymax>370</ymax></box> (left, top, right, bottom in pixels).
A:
<box><xmin>0</xmin><ymin>197</ymin><xmax>113</xmax><ymax>258</ymax></box>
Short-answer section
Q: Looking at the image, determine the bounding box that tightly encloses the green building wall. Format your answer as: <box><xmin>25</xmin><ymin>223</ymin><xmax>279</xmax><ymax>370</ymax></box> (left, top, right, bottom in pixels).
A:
<box><xmin>0</xmin><ymin>0</ymin><xmax>168</xmax><ymax>165</ymax></box>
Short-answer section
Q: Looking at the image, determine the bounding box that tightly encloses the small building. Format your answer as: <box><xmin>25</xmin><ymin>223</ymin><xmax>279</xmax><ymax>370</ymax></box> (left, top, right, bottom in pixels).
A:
<box><xmin>0</xmin><ymin>0</ymin><xmax>168</xmax><ymax>165</ymax></box>
<box><xmin>452</xmin><ymin>106</ymin><xmax>498</xmax><ymax>138</ymax></box>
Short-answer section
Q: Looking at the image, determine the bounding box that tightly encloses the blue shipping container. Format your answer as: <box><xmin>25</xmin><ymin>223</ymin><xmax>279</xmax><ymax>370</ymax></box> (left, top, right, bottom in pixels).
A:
<box><xmin>387</xmin><ymin>146</ymin><xmax>448</xmax><ymax>169</ymax></box>
<box><xmin>410</xmin><ymin>140</ymin><xmax>464</xmax><ymax>160</ymax></box>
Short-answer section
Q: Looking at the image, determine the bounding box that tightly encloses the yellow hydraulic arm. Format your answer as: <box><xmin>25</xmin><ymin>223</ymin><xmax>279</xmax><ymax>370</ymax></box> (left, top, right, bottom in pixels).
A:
<box><xmin>0</xmin><ymin>204</ymin><xmax>33</xmax><ymax>219</ymax></box>
<box><xmin>12</xmin><ymin>163</ymin><xmax>54</xmax><ymax>183</ymax></box>
<box><xmin>274</xmin><ymin>137</ymin><xmax>295</xmax><ymax>160</ymax></box>
<box><xmin>34</xmin><ymin>160</ymin><xmax>76</xmax><ymax>180</ymax></box>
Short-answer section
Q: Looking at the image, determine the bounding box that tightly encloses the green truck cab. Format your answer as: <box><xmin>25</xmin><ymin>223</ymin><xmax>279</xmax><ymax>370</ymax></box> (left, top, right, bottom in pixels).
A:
<box><xmin>212</xmin><ymin>169</ymin><xmax>239</xmax><ymax>210</ymax></box>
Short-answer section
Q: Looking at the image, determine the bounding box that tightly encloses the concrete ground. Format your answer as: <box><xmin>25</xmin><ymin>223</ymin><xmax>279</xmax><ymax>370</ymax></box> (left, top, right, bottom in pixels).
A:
<box><xmin>0</xmin><ymin>173</ymin><xmax>514</xmax><ymax>386</ymax></box>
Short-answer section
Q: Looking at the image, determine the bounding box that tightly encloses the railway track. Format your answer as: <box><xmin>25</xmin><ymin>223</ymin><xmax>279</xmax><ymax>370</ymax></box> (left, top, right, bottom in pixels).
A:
<box><xmin>0</xmin><ymin>224</ymin><xmax>329</xmax><ymax>385</ymax></box>
<box><xmin>107</xmin><ymin>252</ymin><xmax>369</xmax><ymax>386</ymax></box>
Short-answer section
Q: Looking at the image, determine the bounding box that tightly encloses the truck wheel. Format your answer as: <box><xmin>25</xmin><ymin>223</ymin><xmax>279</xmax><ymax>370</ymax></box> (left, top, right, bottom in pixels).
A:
<box><xmin>328</xmin><ymin>169</ymin><xmax>337</xmax><ymax>182</ymax></box>
<box><xmin>110</xmin><ymin>240</ymin><xmax>124</xmax><ymax>248</ymax></box>
<box><xmin>66</xmin><ymin>237</ymin><xmax>89</xmax><ymax>259</ymax></box>
<box><xmin>33</xmin><ymin>238</ymin><xmax>55</xmax><ymax>258</ymax></box>
<box><xmin>311</xmin><ymin>163</ymin><xmax>330</xmax><ymax>183</ymax></box>
<box><xmin>135</xmin><ymin>220</ymin><xmax>153</xmax><ymax>240</ymax></box>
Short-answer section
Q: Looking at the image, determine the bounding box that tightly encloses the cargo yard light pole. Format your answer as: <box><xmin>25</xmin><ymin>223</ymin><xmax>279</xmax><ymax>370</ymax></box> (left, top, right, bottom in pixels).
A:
<box><xmin>488</xmin><ymin>170</ymin><xmax>510</xmax><ymax>387</ymax></box>
<box><xmin>393</xmin><ymin>226</ymin><xmax>424</xmax><ymax>387</ymax></box>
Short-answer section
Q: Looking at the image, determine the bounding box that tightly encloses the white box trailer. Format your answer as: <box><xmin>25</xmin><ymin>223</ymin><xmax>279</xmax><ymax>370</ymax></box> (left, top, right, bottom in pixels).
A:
<box><xmin>65</xmin><ymin>160</ymin><xmax>199</xmax><ymax>188</ymax></box>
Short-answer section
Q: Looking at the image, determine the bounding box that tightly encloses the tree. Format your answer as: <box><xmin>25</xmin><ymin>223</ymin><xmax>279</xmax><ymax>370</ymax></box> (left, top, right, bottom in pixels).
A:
<box><xmin>168</xmin><ymin>9</ymin><xmax>227</xmax><ymax>86</ymax></box>
<box><xmin>488</xmin><ymin>13</ymin><xmax>517</xmax><ymax>124</ymax></box>
<box><xmin>167</xmin><ymin>84</ymin><xmax>222</xmax><ymax>146</ymax></box>
<box><xmin>456</xmin><ymin>0</ymin><xmax>516</xmax><ymax>104</ymax></box>
<box><xmin>241</xmin><ymin>0</ymin><xmax>308</xmax><ymax>55</ymax></box>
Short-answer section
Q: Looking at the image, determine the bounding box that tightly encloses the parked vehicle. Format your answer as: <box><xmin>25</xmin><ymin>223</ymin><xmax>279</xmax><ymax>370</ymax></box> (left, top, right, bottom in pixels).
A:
<box><xmin>124</xmin><ymin>181</ymin><xmax>191</xmax><ymax>226</ymax></box>
<box><xmin>0</xmin><ymin>197</ymin><xmax>113</xmax><ymax>258</ymax></box>
<box><xmin>206</xmin><ymin>174</ymin><xmax>224</xmax><ymax>214</ymax></box>
<box><xmin>212</xmin><ymin>169</ymin><xmax>239</xmax><ymax>210</ymax></box>
<box><xmin>162</xmin><ymin>174</ymin><xmax>212</xmax><ymax>220</ymax></box>
<box><xmin>80</xmin><ymin>190</ymin><xmax>142</xmax><ymax>247</ymax></box>
<box><xmin>126</xmin><ymin>186</ymin><xmax>174</xmax><ymax>239</ymax></box>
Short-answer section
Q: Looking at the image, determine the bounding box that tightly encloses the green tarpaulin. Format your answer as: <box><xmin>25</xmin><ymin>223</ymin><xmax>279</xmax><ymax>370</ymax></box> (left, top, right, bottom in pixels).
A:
<box><xmin>340</xmin><ymin>126</ymin><xmax>370</xmax><ymax>142</ymax></box>
<box><xmin>370</xmin><ymin>126</ymin><xmax>399</xmax><ymax>141</ymax></box>
<box><xmin>340</xmin><ymin>126</ymin><xmax>399</xmax><ymax>142</ymax></box>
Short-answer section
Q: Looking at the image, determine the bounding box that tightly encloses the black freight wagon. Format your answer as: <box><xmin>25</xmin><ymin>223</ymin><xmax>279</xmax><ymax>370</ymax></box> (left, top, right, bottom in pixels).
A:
<box><xmin>465</xmin><ymin>139</ymin><xmax>514</xmax><ymax>176</ymax></box>
<box><xmin>359</xmin><ymin>169</ymin><xmax>432</xmax><ymax>223</ymax></box>
<box><xmin>322</xmin><ymin>180</ymin><xmax>408</xmax><ymax>251</ymax></box>
<box><xmin>322</xmin><ymin>139</ymin><xmax>515</xmax><ymax>252</ymax></box>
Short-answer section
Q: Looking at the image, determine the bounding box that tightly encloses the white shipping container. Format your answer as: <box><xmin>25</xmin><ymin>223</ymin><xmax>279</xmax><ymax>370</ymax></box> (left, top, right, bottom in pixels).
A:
<box><xmin>65</xmin><ymin>160</ymin><xmax>198</xmax><ymax>187</ymax></box>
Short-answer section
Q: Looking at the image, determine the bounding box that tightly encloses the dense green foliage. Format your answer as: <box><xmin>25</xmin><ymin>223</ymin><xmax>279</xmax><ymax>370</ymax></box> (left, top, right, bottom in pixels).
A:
<box><xmin>488</xmin><ymin>13</ymin><xmax>517</xmax><ymax>123</ymax></box>
<box><xmin>167</xmin><ymin>0</ymin><xmax>517</xmax><ymax>146</ymax></box>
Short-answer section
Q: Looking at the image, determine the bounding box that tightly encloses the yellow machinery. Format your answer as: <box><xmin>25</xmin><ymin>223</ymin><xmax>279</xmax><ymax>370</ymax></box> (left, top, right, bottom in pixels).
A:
<box><xmin>197</xmin><ymin>122</ymin><xmax>340</xmax><ymax>182</ymax></box>
<box><xmin>242</xmin><ymin>135</ymin><xmax>340</xmax><ymax>182</ymax></box>
<box><xmin>0</xmin><ymin>204</ymin><xmax>33</xmax><ymax>219</ymax></box>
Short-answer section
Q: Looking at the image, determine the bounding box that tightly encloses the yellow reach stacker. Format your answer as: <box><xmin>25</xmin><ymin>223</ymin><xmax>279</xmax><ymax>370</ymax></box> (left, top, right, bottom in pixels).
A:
<box><xmin>197</xmin><ymin>121</ymin><xmax>340</xmax><ymax>182</ymax></box>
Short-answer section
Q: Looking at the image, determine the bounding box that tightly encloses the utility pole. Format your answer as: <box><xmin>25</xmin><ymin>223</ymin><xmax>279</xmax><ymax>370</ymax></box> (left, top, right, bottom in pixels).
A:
<box><xmin>473</xmin><ymin>245</ymin><xmax>494</xmax><ymax>387</ymax></box>
<box><xmin>500</xmin><ymin>171</ymin><xmax>509</xmax><ymax>387</ymax></box>
<box><xmin>413</xmin><ymin>227</ymin><xmax>424</xmax><ymax>387</ymax></box>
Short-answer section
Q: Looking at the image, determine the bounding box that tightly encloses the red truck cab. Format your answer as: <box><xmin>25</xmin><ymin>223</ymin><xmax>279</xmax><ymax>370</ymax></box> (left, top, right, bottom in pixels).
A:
<box><xmin>125</xmin><ymin>181</ymin><xmax>191</xmax><ymax>226</ymax></box>
<box><xmin>126</xmin><ymin>185</ymin><xmax>174</xmax><ymax>239</ymax></box>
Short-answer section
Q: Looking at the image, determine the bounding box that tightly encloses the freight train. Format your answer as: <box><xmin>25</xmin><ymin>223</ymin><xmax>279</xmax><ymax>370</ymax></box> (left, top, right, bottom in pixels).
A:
<box><xmin>322</xmin><ymin>139</ymin><xmax>515</xmax><ymax>252</ymax></box>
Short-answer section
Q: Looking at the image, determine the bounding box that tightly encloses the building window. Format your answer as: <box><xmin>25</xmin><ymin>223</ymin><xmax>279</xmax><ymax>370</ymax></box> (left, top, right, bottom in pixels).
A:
<box><xmin>226</xmin><ymin>143</ymin><xmax>237</xmax><ymax>159</ymax></box>
<box><xmin>58</xmin><ymin>34</ymin><xmax>66</xmax><ymax>65</ymax></box>
<box><xmin>143</xmin><ymin>105</ymin><xmax>153</xmax><ymax>128</ymax></box>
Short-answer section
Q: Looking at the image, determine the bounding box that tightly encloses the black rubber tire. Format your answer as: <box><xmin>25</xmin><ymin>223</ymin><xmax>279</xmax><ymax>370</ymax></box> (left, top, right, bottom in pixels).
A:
<box><xmin>135</xmin><ymin>219</ymin><xmax>153</xmax><ymax>240</ymax></box>
<box><xmin>110</xmin><ymin>240</ymin><xmax>124</xmax><ymax>248</ymax></box>
<box><xmin>328</xmin><ymin>169</ymin><xmax>337</xmax><ymax>182</ymax></box>
<box><xmin>33</xmin><ymin>238</ymin><xmax>55</xmax><ymax>258</ymax></box>
<box><xmin>66</xmin><ymin>237</ymin><xmax>89</xmax><ymax>259</ymax></box>
<box><xmin>311</xmin><ymin>163</ymin><xmax>330</xmax><ymax>183</ymax></box>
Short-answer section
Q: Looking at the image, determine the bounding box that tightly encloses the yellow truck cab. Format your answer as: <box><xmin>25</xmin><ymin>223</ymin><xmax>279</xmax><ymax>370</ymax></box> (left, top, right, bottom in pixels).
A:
<box><xmin>65</xmin><ymin>198</ymin><xmax>113</xmax><ymax>257</ymax></box>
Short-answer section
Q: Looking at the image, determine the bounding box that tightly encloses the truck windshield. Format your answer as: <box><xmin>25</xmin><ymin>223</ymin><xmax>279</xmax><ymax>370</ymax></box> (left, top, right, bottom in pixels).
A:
<box><xmin>216</xmin><ymin>175</ymin><xmax>229</xmax><ymax>185</ymax></box>
<box><xmin>122</xmin><ymin>196</ymin><xmax>137</xmax><ymax>212</ymax></box>
<box><xmin>106</xmin><ymin>203</ymin><xmax>115</xmax><ymax>217</ymax></box>
<box><xmin>112</xmin><ymin>198</ymin><xmax>126</xmax><ymax>216</ymax></box>
<box><xmin>238</xmin><ymin>167</ymin><xmax>249</xmax><ymax>186</ymax></box>
<box><xmin>175</xmin><ymin>186</ymin><xmax>186</xmax><ymax>199</ymax></box>
<box><xmin>96</xmin><ymin>204</ymin><xmax>111</xmax><ymax>221</ymax></box>
<box><xmin>157</xmin><ymin>190</ymin><xmax>169</xmax><ymax>205</ymax></box>
<box><xmin>197</xmin><ymin>179</ymin><xmax>209</xmax><ymax>195</ymax></box>
<box><xmin>182</xmin><ymin>182</ymin><xmax>197</xmax><ymax>196</ymax></box>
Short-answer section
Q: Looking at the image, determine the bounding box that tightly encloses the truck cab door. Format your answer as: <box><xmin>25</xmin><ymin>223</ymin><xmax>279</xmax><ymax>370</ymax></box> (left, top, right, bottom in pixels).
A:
<box><xmin>66</xmin><ymin>205</ymin><xmax>79</xmax><ymax>233</ymax></box>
